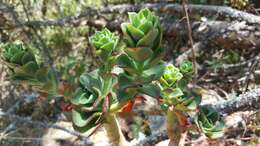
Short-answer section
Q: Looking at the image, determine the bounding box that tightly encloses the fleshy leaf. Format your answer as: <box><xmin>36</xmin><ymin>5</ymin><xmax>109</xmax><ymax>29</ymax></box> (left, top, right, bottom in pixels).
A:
<box><xmin>138</xmin><ymin>21</ymin><xmax>153</xmax><ymax>34</ymax></box>
<box><xmin>121</xmin><ymin>23</ymin><xmax>136</xmax><ymax>47</ymax></box>
<box><xmin>118</xmin><ymin>73</ymin><xmax>136</xmax><ymax>89</ymax></box>
<box><xmin>168</xmin><ymin>88</ymin><xmax>184</xmax><ymax>100</ymax></box>
<box><xmin>21</xmin><ymin>61</ymin><xmax>39</xmax><ymax>74</ymax></box>
<box><xmin>137</xmin><ymin>28</ymin><xmax>158</xmax><ymax>48</ymax></box>
<box><xmin>126</xmin><ymin>24</ymin><xmax>145</xmax><ymax>41</ymax></box>
<box><xmin>117</xmin><ymin>87</ymin><xmax>137</xmax><ymax>102</ymax></box>
<box><xmin>139</xmin><ymin>83</ymin><xmax>160</xmax><ymax>98</ymax></box>
<box><xmin>143</xmin><ymin>62</ymin><xmax>165</xmax><ymax>80</ymax></box>
<box><xmin>72</xmin><ymin>109</ymin><xmax>100</xmax><ymax>127</ymax></box>
<box><xmin>71</xmin><ymin>88</ymin><xmax>95</xmax><ymax>105</ymax></box>
<box><xmin>10</xmin><ymin>51</ymin><xmax>25</xmax><ymax>65</ymax></box>
<box><xmin>125</xmin><ymin>47</ymin><xmax>153</xmax><ymax>62</ymax></box>
<box><xmin>21</xmin><ymin>52</ymin><xmax>36</xmax><ymax>65</ymax></box>
<box><xmin>195</xmin><ymin>106</ymin><xmax>225</xmax><ymax>139</ymax></box>
<box><xmin>117</xmin><ymin>54</ymin><xmax>138</xmax><ymax>74</ymax></box>
<box><xmin>35</xmin><ymin>67</ymin><xmax>49</xmax><ymax>82</ymax></box>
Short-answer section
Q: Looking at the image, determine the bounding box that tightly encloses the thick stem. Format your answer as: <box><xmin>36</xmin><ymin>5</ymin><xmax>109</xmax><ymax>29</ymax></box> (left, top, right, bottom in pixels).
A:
<box><xmin>104</xmin><ymin>114</ymin><xmax>128</xmax><ymax>146</ymax></box>
<box><xmin>166</xmin><ymin>107</ymin><xmax>186</xmax><ymax>146</ymax></box>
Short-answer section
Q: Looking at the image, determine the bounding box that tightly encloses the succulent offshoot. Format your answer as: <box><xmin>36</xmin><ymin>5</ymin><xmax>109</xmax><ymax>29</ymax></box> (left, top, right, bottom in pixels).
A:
<box><xmin>180</xmin><ymin>60</ymin><xmax>193</xmax><ymax>74</ymax></box>
<box><xmin>160</xmin><ymin>64</ymin><xmax>183</xmax><ymax>88</ymax></box>
<box><xmin>90</xmin><ymin>28</ymin><xmax>119</xmax><ymax>62</ymax></box>
<box><xmin>195</xmin><ymin>107</ymin><xmax>225</xmax><ymax>139</ymax></box>
<box><xmin>120</xmin><ymin>8</ymin><xmax>164</xmax><ymax>63</ymax></box>
<box><xmin>159</xmin><ymin>62</ymin><xmax>200</xmax><ymax>111</ymax></box>
<box><xmin>1</xmin><ymin>42</ymin><xmax>58</xmax><ymax>97</ymax></box>
<box><xmin>1</xmin><ymin>42</ymin><xmax>37</xmax><ymax>68</ymax></box>
<box><xmin>121</xmin><ymin>8</ymin><xmax>162</xmax><ymax>49</ymax></box>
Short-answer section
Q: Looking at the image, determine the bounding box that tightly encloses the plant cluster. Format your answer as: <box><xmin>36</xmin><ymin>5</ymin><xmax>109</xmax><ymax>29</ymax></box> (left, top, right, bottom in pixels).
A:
<box><xmin>0</xmin><ymin>8</ymin><xmax>224</xmax><ymax>146</ymax></box>
<box><xmin>1</xmin><ymin>42</ymin><xmax>58</xmax><ymax>96</ymax></box>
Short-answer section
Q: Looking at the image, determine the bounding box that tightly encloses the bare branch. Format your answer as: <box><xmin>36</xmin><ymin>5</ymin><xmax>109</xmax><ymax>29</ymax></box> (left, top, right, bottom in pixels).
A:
<box><xmin>15</xmin><ymin>19</ymin><xmax>260</xmax><ymax>50</ymax></box>
<box><xmin>208</xmin><ymin>89</ymin><xmax>260</xmax><ymax>115</ymax></box>
<box><xmin>182</xmin><ymin>0</ymin><xmax>198</xmax><ymax>80</ymax></box>
<box><xmin>137</xmin><ymin>89</ymin><xmax>260</xmax><ymax>117</ymax></box>
<box><xmin>99</xmin><ymin>3</ymin><xmax>260</xmax><ymax>24</ymax></box>
<box><xmin>3</xmin><ymin>3</ymin><xmax>260</xmax><ymax>27</ymax></box>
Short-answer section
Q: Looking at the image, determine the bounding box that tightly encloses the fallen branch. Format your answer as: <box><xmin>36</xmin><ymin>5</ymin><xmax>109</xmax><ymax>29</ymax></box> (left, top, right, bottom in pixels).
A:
<box><xmin>21</xmin><ymin>19</ymin><xmax>260</xmax><ymax>49</ymax></box>
<box><xmin>99</xmin><ymin>3</ymin><xmax>260</xmax><ymax>24</ymax></box>
<box><xmin>209</xmin><ymin>89</ymin><xmax>260</xmax><ymax>115</ymax></box>
<box><xmin>136</xmin><ymin>89</ymin><xmax>260</xmax><ymax>118</ymax></box>
<box><xmin>3</xmin><ymin>3</ymin><xmax>260</xmax><ymax>25</ymax></box>
<box><xmin>163</xmin><ymin>20</ymin><xmax>260</xmax><ymax>49</ymax></box>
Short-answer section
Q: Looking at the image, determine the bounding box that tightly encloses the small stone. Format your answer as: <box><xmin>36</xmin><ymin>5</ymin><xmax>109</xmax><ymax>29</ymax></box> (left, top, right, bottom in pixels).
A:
<box><xmin>247</xmin><ymin>26</ymin><xmax>255</xmax><ymax>31</ymax></box>
<box><xmin>198</xmin><ymin>24</ymin><xmax>207</xmax><ymax>32</ymax></box>
<box><xmin>220</xmin><ymin>29</ymin><xmax>226</xmax><ymax>33</ymax></box>
<box><xmin>238</xmin><ymin>31</ymin><xmax>249</xmax><ymax>37</ymax></box>
<box><xmin>255</xmin><ymin>31</ymin><xmax>260</xmax><ymax>37</ymax></box>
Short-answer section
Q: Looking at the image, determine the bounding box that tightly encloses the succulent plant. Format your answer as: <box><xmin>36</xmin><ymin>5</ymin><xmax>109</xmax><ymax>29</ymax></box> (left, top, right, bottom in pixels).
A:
<box><xmin>2</xmin><ymin>42</ymin><xmax>36</xmax><ymax>69</ymax></box>
<box><xmin>160</xmin><ymin>64</ymin><xmax>183</xmax><ymax>88</ymax></box>
<box><xmin>90</xmin><ymin>28</ymin><xmax>119</xmax><ymax>61</ymax></box>
<box><xmin>179</xmin><ymin>60</ymin><xmax>193</xmax><ymax>74</ymax></box>
<box><xmin>160</xmin><ymin>86</ymin><xmax>201</xmax><ymax>112</ymax></box>
<box><xmin>1</xmin><ymin>42</ymin><xmax>58</xmax><ymax>96</ymax></box>
<box><xmin>117</xmin><ymin>8</ymin><xmax>165</xmax><ymax>102</ymax></box>
<box><xmin>121</xmin><ymin>8</ymin><xmax>161</xmax><ymax>48</ymax></box>
<box><xmin>195</xmin><ymin>106</ymin><xmax>225</xmax><ymax>139</ymax></box>
<box><xmin>121</xmin><ymin>8</ymin><xmax>164</xmax><ymax>63</ymax></box>
<box><xmin>159</xmin><ymin>62</ymin><xmax>201</xmax><ymax>111</ymax></box>
<box><xmin>70</xmin><ymin>70</ymin><xmax>117</xmax><ymax>132</ymax></box>
<box><xmin>0</xmin><ymin>8</ymin><xmax>226</xmax><ymax>146</ymax></box>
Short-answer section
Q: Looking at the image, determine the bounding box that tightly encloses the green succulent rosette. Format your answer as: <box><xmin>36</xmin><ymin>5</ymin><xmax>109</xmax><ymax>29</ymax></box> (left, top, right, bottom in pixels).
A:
<box><xmin>121</xmin><ymin>8</ymin><xmax>162</xmax><ymax>50</ymax></box>
<box><xmin>179</xmin><ymin>60</ymin><xmax>193</xmax><ymax>74</ymax></box>
<box><xmin>71</xmin><ymin>81</ymin><xmax>101</xmax><ymax>132</ymax></box>
<box><xmin>0</xmin><ymin>42</ymin><xmax>58</xmax><ymax>96</ymax></box>
<box><xmin>71</xmin><ymin>70</ymin><xmax>117</xmax><ymax>132</ymax></box>
<box><xmin>2</xmin><ymin>42</ymin><xmax>37</xmax><ymax>69</ymax></box>
<box><xmin>160</xmin><ymin>64</ymin><xmax>183</xmax><ymax>88</ymax></box>
<box><xmin>117</xmin><ymin>8</ymin><xmax>166</xmax><ymax>102</ymax></box>
<box><xmin>159</xmin><ymin>64</ymin><xmax>200</xmax><ymax>111</ymax></box>
<box><xmin>195</xmin><ymin>106</ymin><xmax>225</xmax><ymax>139</ymax></box>
<box><xmin>90</xmin><ymin>28</ymin><xmax>119</xmax><ymax>61</ymax></box>
<box><xmin>177</xmin><ymin>61</ymin><xmax>193</xmax><ymax>89</ymax></box>
<box><xmin>120</xmin><ymin>8</ymin><xmax>164</xmax><ymax>64</ymax></box>
<box><xmin>160</xmin><ymin>87</ymin><xmax>201</xmax><ymax>111</ymax></box>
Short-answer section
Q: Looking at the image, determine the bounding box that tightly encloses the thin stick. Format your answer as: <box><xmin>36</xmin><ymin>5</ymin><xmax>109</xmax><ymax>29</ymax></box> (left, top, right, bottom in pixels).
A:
<box><xmin>182</xmin><ymin>0</ymin><xmax>198</xmax><ymax>81</ymax></box>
